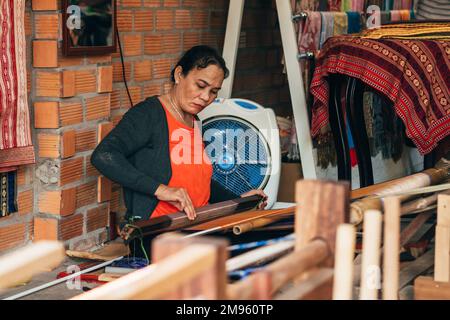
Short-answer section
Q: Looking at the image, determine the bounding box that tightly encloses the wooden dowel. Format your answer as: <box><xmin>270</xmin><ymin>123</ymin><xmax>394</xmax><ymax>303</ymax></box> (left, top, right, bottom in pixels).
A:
<box><xmin>360</xmin><ymin>210</ymin><xmax>382</xmax><ymax>300</ymax></box>
<box><xmin>0</xmin><ymin>241</ymin><xmax>65</xmax><ymax>290</ymax></box>
<box><xmin>71</xmin><ymin>244</ymin><xmax>215</xmax><ymax>300</ymax></box>
<box><xmin>435</xmin><ymin>194</ymin><xmax>450</xmax><ymax>282</ymax></box>
<box><xmin>333</xmin><ymin>224</ymin><xmax>356</xmax><ymax>300</ymax></box>
<box><xmin>226</xmin><ymin>240</ymin><xmax>294</xmax><ymax>272</ymax></box>
<box><xmin>383</xmin><ymin>197</ymin><xmax>401</xmax><ymax>300</ymax></box>
<box><xmin>227</xmin><ymin>239</ymin><xmax>328</xmax><ymax>299</ymax></box>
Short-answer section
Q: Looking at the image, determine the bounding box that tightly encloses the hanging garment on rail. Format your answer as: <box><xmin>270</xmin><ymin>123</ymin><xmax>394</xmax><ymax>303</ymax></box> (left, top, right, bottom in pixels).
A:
<box><xmin>0</xmin><ymin>0</ymin><xmax>35</xmax><ymax>169</ymax></box>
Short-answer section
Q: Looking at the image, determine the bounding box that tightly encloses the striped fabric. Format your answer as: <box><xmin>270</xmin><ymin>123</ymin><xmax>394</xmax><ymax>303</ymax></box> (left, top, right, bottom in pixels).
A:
<box><xmin>416</xmin><ymin>0</ymin><xmax>450</xmax><ymax>20</ymax></box>
<box><xmin>0</xmin><ymin>0</ymin><xmax>35</xmax><ymax>168</ymax></box>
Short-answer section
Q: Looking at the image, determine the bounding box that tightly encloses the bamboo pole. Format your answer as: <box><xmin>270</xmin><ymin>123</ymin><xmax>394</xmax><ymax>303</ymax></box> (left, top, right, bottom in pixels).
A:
<box><xmin>0</xmin><ymin>241</ymin><xmax>65</xmax><ymax>290</ymax></box>
<box><xmin>383</xmin><ymin>197</ymin><xmax>401</xmax><ymax>300</ymax></box>
<box><xmin>333</xmin><ymin>224</ymin><xmax>356</xmax><ymax>300</ymax></box>
<box><xmin>360</xmin><ymin>210</ymin><xmax>382</xmax><ymax>300</ymax></box>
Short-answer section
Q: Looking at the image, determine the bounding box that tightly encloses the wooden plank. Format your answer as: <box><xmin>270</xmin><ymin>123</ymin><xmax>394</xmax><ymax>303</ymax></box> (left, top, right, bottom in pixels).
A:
<box><xmin>123</xmin><ymin>195</ymin><xmax>262</xmax><ymax>241</ymax></box>
<box><xmin>333</xmin><ymin>224</ymin><xmax>356</xmax><ymax>300</ymax></box>
<box><xmin>360</xmin><ymin>210</ymin><xmax>382</xmax><ymax>300</ymax></box>
<box><xmin>274</xmin><ymin>268</ymin><xmax>334</xmax><ymax>300</ymax></box>
<box><xmin>0</xmin><ymin>241</ymin><xmax>65</xmax><ymax>290</ymax></box>
<box><xmin>435</xmin><ymin>194</ymin><xmax>450</xmax><ymax>282</ymax></box>
<box><xmin>151</xmin><ymin>233</ymin><xmax>228</xmax><ymax>300</ymax></box>
<box><xmin>414</xmin><ymin>276</ymin><xmax>450</xmax><ymax>300</ymax></box>
<box><xmin>295</xmin><ymin>180</ymin><xmax>350</xmax><ymax>267</ymax></box>
<box><xmin>383</xmin><ymin>197</ymin><xmax>401</xmax><ymax>300</ymax></box>
<box><xmin>72</xmin><ymin>244</ymin><xmax>216</xmax><ymax>300</ymax></box>
<box><xmin>399</xmin><ymin>249</ymin><xmax>435</xmax><ymax>289</ymax></box>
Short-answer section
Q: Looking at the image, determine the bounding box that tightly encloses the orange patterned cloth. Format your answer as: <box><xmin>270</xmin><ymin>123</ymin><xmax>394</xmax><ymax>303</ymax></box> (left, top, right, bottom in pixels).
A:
<box><xmin>310</xmin><ymin>35</ymin><xmax>450</xmax><ymax>154</ymax></box>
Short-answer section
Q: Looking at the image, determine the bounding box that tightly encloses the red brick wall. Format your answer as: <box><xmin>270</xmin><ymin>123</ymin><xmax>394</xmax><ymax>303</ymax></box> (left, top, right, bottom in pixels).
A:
<box><xmin>0</xmin><ymin>0</ymin><xmax>291</xmax><ymax>254</ymax></box>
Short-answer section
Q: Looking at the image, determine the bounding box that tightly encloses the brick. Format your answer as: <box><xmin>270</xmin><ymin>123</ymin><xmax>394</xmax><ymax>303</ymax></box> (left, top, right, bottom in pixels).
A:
<box><xmin>59</xmin><ymin>214</ymin><xmax>84</xmax><ymax>241</ymax></box>
<box><xmin>116</xmin><ymin>10</ymin><xmax>133</xmax><ymax>32</ymax></box>
<box><xmin>98</xmin><ymin>122</ymin><xmax>113</xmax><ymax>143</ymax></box>
<box><xmin>34</xmin><ymin>13</ymin><xmax>59</xmax><ymax>39</ymax></box>
<box><xmin>33</xmin><ymin>217</ymin><xmax>58</xmax><ymax>241</ymax></box>
<box><xmin>38</xmin><ymin>133</ymin><xmax>60</xmax><ymax>158</ymax></box>
<box><xmin>123</xmin><ymin>34</ymin><xmax>143</xmax><ymax>57</ymax></box>
<box><xmin>143</xmin><ymin>0</ymin><xmax>161</xmax><ymax>7</ymax></box>
<box><xmin>128</xmin><ymin>86</ymin><xmax>143</xmax><ymax>105</ymax></box>
<box><xmin>25</xmin><ymin>11</ymin><xmax>32</xmax><ymax>36</ymax></box>
<box><xmin>62</xmin><ymin>70</ymin><xmax>76</xmax><ymax>97</ymax></box>
<box><xmin>134</xmin><ymin>11</ymin><xmax>154</xmax><ymax>32</ymax></box>
<box><xmin>134</xmin><ymin>60</ymin><xmax>152</xmax><ymax>82</ymax></box>
<box><xmin>86</xmin><ymin>95</ymin><xmax>111</xmax><ymax>121</ymax></box>
<box><xmin>110</xmin><ymin>88</ymin><xmax>123</xmax><ymax>109</ymax></box>
<box><xmin>98</xmin><ymin>66</ymin><xmax>113</xmax><ymax>93</ymax></box>
<box><xmin>192</xmin><ymin>11</ymin><xmax>209</xmax><ymax>29</ymax></box>
<box><xmin>75</xmin><ymin>70</ymin><xmax>97</xmax><ymax>94</ymax></box>
<box><xmin>76</xmin><ymin>181</ymin><xmax>97</xmax><ymax>209</ymax></box>
<box><xmin>32</xmin><ymin>40</ymin><xmax>59</xmax><ymax>66</ymax></box>
<box><xmin>110</xmin><ymin>190</ymin><xmax>122</xmax><ymax>212</ymax></box>
<box><xmin>111</xmin><ymin>113</ymin><xmax>124</xmax><ymax>127</ymax></box>
<box><xmin>161</xmin><ymin>33</ymin><xmax>181</xmax><ymax>54</ymax></box>
<box><xmin>87</xmin><ymin>205</ymin><xmax>109</xmax><ymax>232</ymax></box>
<box><xmin>59</xmin><ymin>101</ymin><xmax>83</xmax><ymax>126</ymax></box>
<box><xmin>98</xmin><ymin>176</ymin><xmax>112</xmax><ymax>203</ymax></box>
<box><xmin>121</xmin><ymin>0</ymin><xmax>142</xmax><ymax>7</ymax></box>
<box><xmin>164</xmin><ymin>0</ymin><xmax>179</xmax><ymax>6</ymax></box>
<box><xmin>75</xmin><ymin>129</ymin><xmax>97</xmax><ymax>153</ymax></box>
<box><xmin>18</xmin><ymin>190</ymin><xmax>33</xmax><ymax>216</ymax></box>
<box><xmin>57</xmin><ymin>51</ymin><xmax>84</xmax><ymax>68</ymax></box>
<box><xmin>156</xmin><ymin>10</ymin><xmax>175</xmax><ymax>30</ymax></box>
<box><xmin>144</xmin><ymin>34</ymin><xmax>164</xmax><ymax>55</ymax></box>
<box><xmin>143</xmin><ymin>83</ymin><xmax>163</xmax><ymax>97</ymax></box>
<box><xmin>61</xmin><ymin>130</ymin><xmax>76</xmax><ymax>159</ymax></box>
<box><xmin>39</xmin><ymin>188</ymin><xmax>76</xmax><ymax>216</ymax></box>
<box><xmin>17</xmin><ymin>166</ymin><xmax>27</xmax><ymax>186</ymax></box>
<box><xmin>113</xmin><ymin>61</ymin><xmax>131</xmax><ymax>82</ymax></box>
<box><xmin>34</xmin><ymin>101</ymin><xmax>59</xmax><ymax>128</ymax></box>
<box><xmin>175</xmin><ymin>10</ymin><xmax>191</xmax><ymax>29</ymax></box>
<box><xmin>60</xmin><ymin>157</ymin><xmax>84</xmax><ymax>186</ymax></box>
<box><xmin>153</xmin><ymin>58</ymin><xmax>172</xmax><ymax>79</ymax></box>
<box><xmin>35</xmin><ymin>71</ymin><xmax>60</xmax><ymax>97</ymax></box>
<box><xmin>0</xmin><ymin>223</ymin><xmax>26</xmax><ymax>251</ymax></box>
<box><xmin>87</xmin><ymin>55</ymin><xmax>112</xmax><ymax>65</ymax></box>
<box><xmin>32</xmin><ymin>0</ymin><xmax>59</xmax><ymax>11</ymax></box>
<box><xmin>183</xmin><ymin>32</ymin><xmax>201</xmax><ymax>50</ymax></box>
<box><xmin>86</xmin><ymin>156</ymin><xmax>100</xmax><ymax>177</ymax></box>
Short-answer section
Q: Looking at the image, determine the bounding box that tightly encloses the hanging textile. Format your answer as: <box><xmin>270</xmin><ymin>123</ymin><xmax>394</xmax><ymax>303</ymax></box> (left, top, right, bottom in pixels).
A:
<box><xmin>333</xmin><ymin>12</ymin><xmax>348</xmax><ymax>35</ymax></box>
<box><xmin>310</xmin><ymin>33</ymin><xmax>450</xmax><ymax>155</ymax></box>
<box><xmin>0</xmin><ymin>0</ymin><xmax>35</xmax><ymax>169</ymax></box>
<box><xmin>0</xmin><ymin>170</ymin><xmax>17</xmax><ymax>217</ymax></box>
<box><xmin>319</xmin><ymin>12</ymin><xmax>335</xmax><ymax>48</ymax></box>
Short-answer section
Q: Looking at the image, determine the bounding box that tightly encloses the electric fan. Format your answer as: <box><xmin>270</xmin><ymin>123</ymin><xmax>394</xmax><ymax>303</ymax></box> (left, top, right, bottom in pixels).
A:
<box><xmin>198</xmin><ymin>98</ymin><xmax>281</xmax><ymax>209</ymax></box>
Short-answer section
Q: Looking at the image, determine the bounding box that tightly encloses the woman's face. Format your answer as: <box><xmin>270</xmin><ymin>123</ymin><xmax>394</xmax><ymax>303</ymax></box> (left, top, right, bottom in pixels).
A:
<box><xmin>173</xmin><ymin>64</ymin><xmax>224</xmax><ymax>115</ymax></box>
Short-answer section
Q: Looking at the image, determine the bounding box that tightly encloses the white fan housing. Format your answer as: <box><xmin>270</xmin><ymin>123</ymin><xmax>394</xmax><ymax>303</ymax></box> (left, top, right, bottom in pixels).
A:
<box><xmin>198</xmin><ymin>98</ymin><xmax>281</xmax><ymax>209</ymax></box>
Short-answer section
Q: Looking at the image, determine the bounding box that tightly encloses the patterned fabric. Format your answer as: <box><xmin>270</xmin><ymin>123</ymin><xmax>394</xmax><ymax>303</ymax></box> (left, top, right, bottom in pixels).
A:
<box><xmin>361</xmin><ymin>22</ymin><xmax>450</xmax><ymax>40</ymax></box>
<box><xmin>333</xmin><ymin>12</ymin><xmax>349</xmax><ymax>35</ymax></box>
<box><xmin>0</xmin><ymin>0</ymin><xmax>35</xmax><ymax>168</ymax></box>
<box><xmin>0</xmin><ymin>170</ymin><xmax>17</xmax><ymax>217</ymax></box>
<box><xmin>320</xmin><ymin>12</ymin><xmax>335</xmax><ymax>48</ymax></box>
<box><xmin>310</xmin><ymin>35</ymin><xmax>450</xmax><ymax>154</ymax></box>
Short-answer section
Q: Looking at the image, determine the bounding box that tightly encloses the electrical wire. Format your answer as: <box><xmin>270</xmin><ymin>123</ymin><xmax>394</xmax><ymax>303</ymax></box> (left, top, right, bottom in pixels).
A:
<box><xmin>115</xmin><ymin>28</ymin><xmax>134</xmax><ymax>108</ymax></box>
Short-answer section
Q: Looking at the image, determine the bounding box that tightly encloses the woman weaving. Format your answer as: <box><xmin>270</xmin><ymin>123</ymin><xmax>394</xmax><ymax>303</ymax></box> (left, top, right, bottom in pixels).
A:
<box><xmin>91</xmin><ymin>46</ymin><xmax>267</xmax><ymax>237</ymax></box>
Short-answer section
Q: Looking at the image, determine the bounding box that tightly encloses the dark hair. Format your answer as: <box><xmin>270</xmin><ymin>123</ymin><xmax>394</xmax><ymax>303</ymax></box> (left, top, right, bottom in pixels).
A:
<box><xmin>171</xmin><ymin>45</ymin><xmax>229</xmax><ymax>82</ymax></box>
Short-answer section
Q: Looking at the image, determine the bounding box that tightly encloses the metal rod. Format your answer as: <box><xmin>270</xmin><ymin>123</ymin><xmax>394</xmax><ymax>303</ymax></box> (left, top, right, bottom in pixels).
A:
<box><xmin>3</xmin><ymin>257</ymin><xmax>124</xmax><ymax>300</ymax></box>
<box><xmin>297</xmin><ymin>52</ymin><xmax>315</xmax><ymax>60</ymax></box>
<box><xmin>292</xmin><ymin>12</ymin><xmax>308</xmax><ymax>21</ymax></box>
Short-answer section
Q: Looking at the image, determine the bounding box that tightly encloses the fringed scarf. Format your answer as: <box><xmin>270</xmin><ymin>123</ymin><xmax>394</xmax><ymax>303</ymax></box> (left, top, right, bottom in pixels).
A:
<box><xmin>0</xmin><ymin>0</ymin><xmax>35</xmax><ymax>169</ymax></box>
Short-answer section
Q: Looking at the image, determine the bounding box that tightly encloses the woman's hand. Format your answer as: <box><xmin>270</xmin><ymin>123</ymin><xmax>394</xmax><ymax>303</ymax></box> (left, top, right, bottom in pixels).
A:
<box><xmin>154</xmin><ymin>184</ymin><xmax>197</xmax><ymax>220</ymax></box>
<box><xmin>241</xmin><ymin>189</ymin><xmax>268</xmax><ymax>210</ymax></box>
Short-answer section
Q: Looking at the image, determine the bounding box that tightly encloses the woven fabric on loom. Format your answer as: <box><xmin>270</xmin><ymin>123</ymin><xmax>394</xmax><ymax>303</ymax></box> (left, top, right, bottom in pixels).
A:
<box><xmin>361</xmin><ymin>22</ymin><xmax>450</xmax><ymax>40</ymax></box>
<box><xmin>310</xmin><ymin>34</ymin><xmax>450</xmax><ymax>154</ymax></box>
<box><xmin>0</xmin><ymin>0</ymin><xmax>35</xmax><ymax>168</ymax></box>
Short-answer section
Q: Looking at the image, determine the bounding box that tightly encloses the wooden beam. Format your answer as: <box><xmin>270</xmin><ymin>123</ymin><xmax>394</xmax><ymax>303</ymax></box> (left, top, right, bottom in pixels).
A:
<box><xmin>295</xmin><ymin>180</ymin><xmax>350</xmax><ymax>267</ymax></box>
<box><xmin>435</xmin><ymin>194</ymin><xmax>450</xmax><ymax>282</ymax></box>
<box><xmin>399</xmin><ymin>249</ymin><xmax>435</xmax><ymax>289</ymax></box>
<box><xmin>333</xmin><ymin>224</ymin><xmax>356</xmax><ymax>300</ymax></box>
<box><xmin>151</xmin><ymin>233</ymin><xmax>228</xmax><ymax>299</ymax></box>
<box><xmin>0</xmin><ymin>241</ymin><xmax>65</xmax><ymax>290</ymax></box>
<box><xmin>72</xmin><ymin>244</ymin><xmax>217</xmax><ymax>300</ymax></box>
<box><xmin>414</xmin><ymin>276</ymin><xmax>450</xmax><ymax>300</ymax></box>
<box><xmin>383</xmin><ymin>197</ymin><xmax>401</xmax><ymax>300</ymax></box>
<box><xmin>360</xmin><ymin>210</ymin><xmax>382</xmax><ymax>300</ymax></box>
<box><xmin>274</xmin><ymin>268</ymin><xmax>334</xmax><ymax>300</ymax></box>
